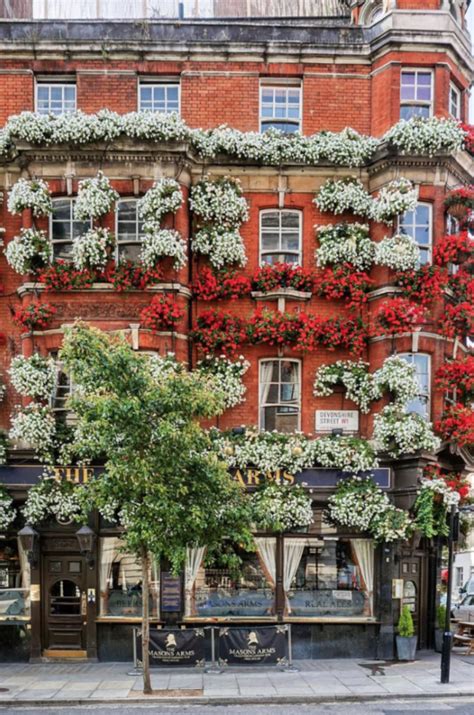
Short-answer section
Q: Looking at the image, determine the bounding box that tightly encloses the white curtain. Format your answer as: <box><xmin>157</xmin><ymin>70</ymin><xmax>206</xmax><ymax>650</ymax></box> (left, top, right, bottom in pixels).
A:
<box><xmin>259</xmin><ymin>361</ymin><xmax>275</xmax><ymax>426</ymax></box>
<box><xmin>99</xmin><ymin>537</ymin><xmax>120</xmax><ymax>614</ymax></box>
<box><xmin>351</xmin><ymin>539</ymin><xmax>375</xmax><ymax>616</ymax></box>
<box><xmin>17</xmin><ymin>537</ymin><xmax>31</xmax><ymax>615</ymax></box>
<box><xmin>254</xmin><ymin>537</ymin><xmax>277</xmax><ymax>587</ymax></box>
<box><xmin>184</xmin><ymin>545</ymin><xmax>206</xmax><ymax>616</ymax></box>
<box><xmin>283</xmin><ymin>538</ymin><xmax>306</xmax><ymax>613</ymax></box>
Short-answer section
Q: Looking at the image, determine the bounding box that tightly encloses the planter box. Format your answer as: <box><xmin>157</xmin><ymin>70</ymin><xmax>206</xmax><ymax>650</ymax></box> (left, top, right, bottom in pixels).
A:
<box><xmin>396</xmin><ymin>635</ymin><xmax>417</xmax><ymax>661</ymax></box>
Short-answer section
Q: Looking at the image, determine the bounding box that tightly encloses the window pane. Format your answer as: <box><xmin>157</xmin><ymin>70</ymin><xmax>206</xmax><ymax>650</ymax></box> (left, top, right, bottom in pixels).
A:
<box><xmin>118</xmin><ymin>201</ymin><xmax>137</xmax><ymax>220</ymax></box>
<box><xmin>262</xmin><ymin>405</ymin><xmax>299</xmax><ymax>432</ymax></box>
<box><xmin>281</xmin><ymin>233</ymin><xmax>300</xmax><ymax>251</ymax></box>
<box><xmin>261</xmin><ymin>233</ymin><xmax>280</xmax><ymax>251</ymax></box>
<box><xmin>281</xmin><ymin>212</ymin><xmax>300</xmax><ymax>228</ymax></box>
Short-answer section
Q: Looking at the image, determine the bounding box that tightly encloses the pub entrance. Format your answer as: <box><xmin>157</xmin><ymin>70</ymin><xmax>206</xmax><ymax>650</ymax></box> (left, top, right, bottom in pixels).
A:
<box><xmin>41</xmin><ymin>537</ymin><xmax>87</xmax><ymax>657</ymax></box>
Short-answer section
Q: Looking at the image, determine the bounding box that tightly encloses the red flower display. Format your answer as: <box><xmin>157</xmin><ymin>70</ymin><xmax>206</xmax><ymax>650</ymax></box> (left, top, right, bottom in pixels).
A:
<box><xmin>246</xmin><ymin>309</ymin><xmax>302</xmax><ymax>346</ymax></box>
<box><xmin>140</xmin><ymin>295</ymin><xmax>184</xmax><ymax>332</ymax></box>
<box><xmin>433</xmin><ymin>232</ymin><xmax>473</xmax><ymax>267</ymax></box>
<box><xmin>448</xmin><ymin>269</ymin><xmax>474</xmax><ymax>304</ymax></box>
<box><xmin>314</xmin><ymin>264</ymin><xmax>373</xmax><ymax>308</ymax></box>
<box><xmin>435</xmin><ymin>356</ymin><xmax>474</xmax><ymax>401</ymax></box>
<box><xmin>436</xmin><ymin>404</ymin><xmax>474</xmax><ymax>448</ymax></box>
<box><xmin>13</xmin><ymin>301</ymin><xmax>57</xmax><ymax>332</ymax></box>
<box><xmin>192</xmin><ymin>267</ymin><xmax>251</xmax><ymax>301</ymax></box>
<box><xmin>38</xmin><ymin>261</ymin><xmax>98</xmax><ymax>291</ymax></box>
<box><xmin>251</xmin><ymin>263</ymin><xmax>314</xmax><ymax>293</ymax></box>
<box><xmin>191</xmin><ymin>310</ymin><xmax>246</xmax><ymax>355</ymax></box>
<box><xmin>461</xmin><ymin>123</ymin><xmax>474</xmax><ymax>155</ymax></box>
<box><xmin>395</xmin><ymin>265</ymin><xmax>447</xmax><ymax>306</ymax></box>
<box><xmin>423</xmin><ymin>465</ymin><xmax>471</xmax><ymax>501</ymax></box>
<box><xmin>373</xmin><ymin>298</ymin><xmax>426</xmax><ymax>336</ymax></box>
<box><xmin>38</xmin><ymin>260</ymin><xmax>163</xmax><ymax>292</ymax></box>
<box><xmin>104</xmin><ymin>261</ymin><xmax>163</xmax><ymax>292</ymax></box>
<box><xmin>441</xmin><ymin>301</ymin><xmax>474</xmax><ymax>338</ymax></box>
<box><xmin>444</xmin><ymin>185</ymin><xmax>474</xmax><ymax>220</ymax></box>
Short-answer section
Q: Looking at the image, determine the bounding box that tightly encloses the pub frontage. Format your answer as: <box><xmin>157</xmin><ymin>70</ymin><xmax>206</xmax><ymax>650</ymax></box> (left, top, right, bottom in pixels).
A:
<box><xmin>0</xmin><ymin>455</ymin><xmax>447</xmax><ymax>662</ymax></box>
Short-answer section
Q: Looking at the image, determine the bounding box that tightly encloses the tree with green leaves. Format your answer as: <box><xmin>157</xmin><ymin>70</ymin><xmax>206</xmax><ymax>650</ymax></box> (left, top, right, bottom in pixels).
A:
<box><xmin>60</xmin><ymin>323</ymin><xmax>252</xmax><ymax>693</ymax></box>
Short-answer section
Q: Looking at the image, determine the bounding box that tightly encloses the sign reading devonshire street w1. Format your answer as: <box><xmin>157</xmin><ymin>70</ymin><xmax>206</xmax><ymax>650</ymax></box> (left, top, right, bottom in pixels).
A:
<box><xmin>315</xmin><ymin>410</ymin><xmax>359</xmax><ymax>433</ymax></box>
<box><xmin>218</xmin><ymin>625</ymin><xmax>287</xmax><ymax>666</ymax></box>
<box><xmin>137</xmin><ymin>628</ymin><xmax>205</xmax><ymax>667</ymax></box>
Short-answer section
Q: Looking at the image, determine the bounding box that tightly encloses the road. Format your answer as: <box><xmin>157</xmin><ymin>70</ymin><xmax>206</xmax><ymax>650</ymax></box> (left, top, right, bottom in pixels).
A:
<box><xmin>2</xmin><ymin>699</ymin><xmax>474</xmax><ymax>714</ymax></box>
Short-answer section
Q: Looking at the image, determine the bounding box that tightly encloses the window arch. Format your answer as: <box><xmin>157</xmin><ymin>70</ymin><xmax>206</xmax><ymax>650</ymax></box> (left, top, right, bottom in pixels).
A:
<box><xmin>49</xmin><ymin>198</ymin><xmax>91</xmax><ymax>260</ymax></box>
<box><xmin>399</xmin><ymin>353</ymin><xmax>431</xmax><ymax>418</ymax></box>
<box><xmin>259</xmin><ymin>209</ymin><xmax>302</xmax><ymax>266</ymax></box>
<box><xmin>398</xmin><ymin>202</ymin><xmax>432</xmax><ymax>266</ymax></box>
<box><xmin>259</xmin><ymin>358</ymin><xmax>301</xmax><ymax>432</ymax></box>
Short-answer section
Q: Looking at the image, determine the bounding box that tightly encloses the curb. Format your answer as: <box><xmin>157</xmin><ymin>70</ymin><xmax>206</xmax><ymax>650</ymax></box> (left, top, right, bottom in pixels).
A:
<box><xmin>1</xmin><ymin>690</ymin><xmax>474</xmax><ymax>708</ymax></box>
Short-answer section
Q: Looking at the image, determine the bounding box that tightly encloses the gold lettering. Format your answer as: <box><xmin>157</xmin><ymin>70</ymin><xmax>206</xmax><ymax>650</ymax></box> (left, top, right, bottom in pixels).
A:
<box><xmin>82</xmin><ymin>467</ymin><xmax>94</xmax><ymax>484</ymax></box>
<box><xmin>65</xmin><ymin>467</ymin><xmax>74</xmax><ymax>483</ymax></box>
<box><xmin>234</xmin><ymin>469</ymin><xmax>247</xmax><ymax>488</ymax></box>
<box><xmin>246</xmin><ymin>469</ymin><xmax>262</xmax><ymax>486</ymax></box>
<box><xmin>52</xmin><ymin>467</ymin><xmax>64</xmax><ymax>482</ymax></box>
<box><xmin>283</xmin><ymin>471</ymin><xmax>295</xmax><ymax>485</ymax></box>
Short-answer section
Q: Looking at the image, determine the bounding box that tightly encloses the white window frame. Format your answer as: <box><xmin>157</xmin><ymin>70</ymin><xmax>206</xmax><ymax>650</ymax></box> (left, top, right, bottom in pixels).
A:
<box><xmin>259</xmin><ymin>83</ymin><xmax>302</xmax><ymax>133</ymax></box>
<box><xmin>35</xmin><ymin>81</ymin><xmax>76</xmax><ymax>115</ymax></box>
<box><xmin>400</xmin><ymin>69</ymin><xmax>433</xmax><ymax>120</ymax></box>
<box><xmin>49</xmin><ymin>198</ymin><xmax>91</xmax><ymax>260</ymax></box>
<box><xmin>259</xmin><ymin>209</ymin><xmax>302</xmax><ymax>266</ymax></box>
<box><xmin>398</xmin><ymin>201</ymin><xmax>432</xmax><ymax>266</ymax></box>
<box><xmin>259</xmin><ymin>358</ymin><xmax>301</xmax><ymax>432</ymax></box>
<box><xmin>399</xmin><ymin>353</ymin><xmax>431</xmax><ymax>419</ymax></box>
<box><xmin>449</xmin><ymin>82</ymin><xmax>461</xmax><ymax>120</ymax></box>
<box><xmin>115</xmin><ymin>198</ymin><xmax>144</xmax><ymax>261</ymax></box>
<box><xmin>138</xmin><ymin>81</ymin><xmax>180</xmax><ymax>114</ymax></box>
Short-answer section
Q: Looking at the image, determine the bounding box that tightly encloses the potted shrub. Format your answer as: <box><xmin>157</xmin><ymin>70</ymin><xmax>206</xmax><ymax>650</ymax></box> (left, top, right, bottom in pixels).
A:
<box><xmin>435</xmin><ymin>604</ymin><xmax>446</xmax><ymax>653</ymax></box>
<box><xmin>396</xmin><ymin>605</ymin><xmax>417</xmax><ymax>661</ymax></box>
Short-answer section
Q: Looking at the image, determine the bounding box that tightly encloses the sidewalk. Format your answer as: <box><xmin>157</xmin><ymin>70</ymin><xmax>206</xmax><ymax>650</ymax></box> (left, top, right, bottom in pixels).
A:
<box><xmin>0</xmin><ymin>651</ymin><xmax>473</xmax><ymax>706</ymax></box>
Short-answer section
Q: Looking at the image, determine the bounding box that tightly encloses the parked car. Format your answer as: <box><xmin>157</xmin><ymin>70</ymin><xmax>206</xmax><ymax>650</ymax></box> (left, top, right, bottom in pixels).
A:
<box><xmin>459</xmin><ymin>577</ymin><xmax>474</xmax><ymax>597</ymax></box>
<box><xmin>452</xmin><ymin>593</ymin><xmax>474</xmax><ymax>621</ymax></box>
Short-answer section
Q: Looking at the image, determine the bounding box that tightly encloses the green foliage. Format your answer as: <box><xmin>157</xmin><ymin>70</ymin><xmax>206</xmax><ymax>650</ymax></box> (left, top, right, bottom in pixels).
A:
<box><xmin>59</xmin><ymin>322</ymin><xmax>253</xmax><ymax>571</ymax></box>
<box><xmin>397</xmin><ymin>605</ymin><xmax>415</xmax><ymax>638</ymax></box>
<box><xmin>437</xmin><ymin>604</ymin><xmax>447</xmax><ymax>629</ymax></box>
<box><xmin>412</xmin><ymin>487</ymin><xmax>449</xmax><ymax>538</ymax></box>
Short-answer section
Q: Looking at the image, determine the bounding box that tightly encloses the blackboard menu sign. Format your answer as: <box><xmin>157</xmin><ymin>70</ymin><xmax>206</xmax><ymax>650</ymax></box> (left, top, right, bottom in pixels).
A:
<box><xmin>160</xmin><ymin>572</ymin><xmax>182</xmax><ymax>613</ymax></box>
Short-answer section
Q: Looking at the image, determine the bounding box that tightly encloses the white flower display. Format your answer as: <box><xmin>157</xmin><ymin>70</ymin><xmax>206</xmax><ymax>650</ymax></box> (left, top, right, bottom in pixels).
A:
<box><xmin>72</xmin><ymin>227</ymin><xmax>115</xmax><ymax>270</ymax></box>
<box><xmin>250</xmin><ymin>481</ymin><xmax>313</xmax><ymax>532</ymax></box>
<box><xmin>4</xmin><ymin>228</ymin><xmax>51</xmax><ymax>275</ymax></box>
<box><xmin>313</xmin><ymin>359</ymin><xmax>376</xmax><ymax>413</ymax></box>
<box><xmin>315</xmin><ymin>223</ymin><xmax>375</xmax><ymax>271</ymax></box>
<box><xmin>372</xmin><ymin>405</ymin><xmax>441</xmax><ymax>458</ymax></box>
<box><xmin>0</xmin><ymin>485</ymin><xmax>16</xmax><ymax>532</ymax></box>
<box><xmin>374</xmin><ymin>233</ymin><xmax>420</xmax><ymax>271</ymax></box>
<box><xmin>192</xmin><ymin>227</ymin><xmax>247</xmax><ymax>269</ymax></box>
<box><xmin>418</xmin><ymin>477</ymin><xmax>461</xmax><ymax>508</ymax></box>
<box><xmin>311</xmin><ymin>436</ymin><xmax>378</xmax><ymax>472</ymax></box>
<box><xmin>7</xmin><ymin>178</ymin><xmax>52</xmax><ymax>217</ymax></box>
<box><xmin>384</xmin><ymin>117</ymin><xmax>465</xmax><ymax>157</ymax></box>
<box><xmin>22</xmin><ymin>477</ymin><xmax>84</xmax><ymax>526</ymax></box>
<box><xmin>121</xmin><ymin>111</ymin><xmax>190</xmax><ymax>143</ymax></box>
<box><xmin>196</xmin><ymin>355</ymin><xmax>249</xmax><ymax>409</ymax></box>
<box><xmin>371</xmin><ymin>178</ymin><xmax>418</xmax><ymax>224</ymax></box>
<box><xmin>139</xmin><ymin>228</ymin><xmax>187</xmax><ymax>270</ymax></box>
<box><xmin>314</xmin><ymin>177</ymin><xmax>373</xmax><ymax>216</ymax></box>
<box><xmin>9</xmin><ymin>403</ymin><xmax>56</xmax><ymax>456</ymax></box>
<box><xmin>74</xmin><ymin>171</ymin><xmax>119</xmax><ymax>220</ymax></box>
<box><xmin>372</xmin><ymin>355</ymin><xmax>419</xmax><ymax>406</ymax></box>
<box><xmin>145</xmin><ymin>352</ymin><xmax>185</xmax><ymax>383</ymax></box>
<box><xmin>190</xmin><ymin>177</ymin><xmax>249</xmax><ymax>228</ymax></box>
<box><xmin>9</xmin><ymin>354</ymin><xmax>56</xmax><ymax>401</ymax></box>
<box><xmin>137</xmin><ymin>178</ymin><xmax>183</xmax><ymax>223</ymax></box>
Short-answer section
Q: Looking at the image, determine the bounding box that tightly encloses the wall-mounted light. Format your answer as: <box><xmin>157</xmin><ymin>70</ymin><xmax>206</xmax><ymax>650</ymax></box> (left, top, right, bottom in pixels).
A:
<box><xmin>18</xmin><ymin>525</ymin><xmax>39</xmax><ymax>568</ymax></box>
<box><xmin>75</xmin><ymin>525</ymin><xmax>96</xmax><ymax>569</ymax></box>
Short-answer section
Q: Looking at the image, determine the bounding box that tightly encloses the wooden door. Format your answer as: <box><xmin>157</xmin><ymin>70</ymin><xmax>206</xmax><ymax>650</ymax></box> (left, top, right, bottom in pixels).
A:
<box><xmin>401</xmin><ymin>554</ymin><xmax>425</xmax><ymax>648</ymax></box>
<box><xmin>42</xmin><ymin>554</ymin><xmax>87</xmax><ymax>652</ymax></box>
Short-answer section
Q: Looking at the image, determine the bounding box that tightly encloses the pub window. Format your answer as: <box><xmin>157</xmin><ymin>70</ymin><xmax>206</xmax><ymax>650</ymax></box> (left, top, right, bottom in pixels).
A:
<box><xmin>139</xmin><ymin>82</ymin><xmax>180</xmax><ymax>114</ymax></box>
<box><xmin>398</xmin><ymin>202</ymin><xmax>432</xmax><ymax>266</ymax></box>
<box><xmin>0</xmin><ymin>539</ymin><xmax>30</xmax><ymax>621</ymax></box>
<box><xmin>260</xmin><ymin>210</ymin><xmax>302</xmax><ymax>266</ymax></box>
<box><xmin>99</xmin><ymin>538</ymin><xmax>159</xmax><ymax>618</ymax></box>
<box><xmin>260</xmin><ymin>84</ymin><xmax>301</xmax><ymax>133</ymax></box>
<box><xmin>399</xmin><ymin>353</ymin><xmax>430</xmax><ymax>418</ymax></box>
<box><xmin>116</xmin><ymin>198</ymin><xmax>144</xmax><ymax>261</ymax></box>
<box><xmin>259</xmin><ymin>359</ymin><xmax>301</xmax><ymax>433</ymax></box>
<box><xmin>186</xmin><ymin>541</ymin><xmax>276</xmax><ymax>619</ymax></box>
<box><xmin>400</xmin><ymin>70</ymin><xmax>433</xmax><ymax>120</ymax></box>
<box><xmin>36</xmin><ymin>81</ymin><xmax>76</xmax><ymax>115</ymax></box>
<box><xmin>50</xmin><ymin>198</ymin><xmax>91</xmax><ymax>260</ymax></box>
<box><xmin>285</xmin><ymin>537</ymin><xmax>374</xmax><ymax>618</ymax></box>
<box><xmin>449</xmin><ymin>83</ymin><xmax>461</xmax><ymax>120</ymax></box>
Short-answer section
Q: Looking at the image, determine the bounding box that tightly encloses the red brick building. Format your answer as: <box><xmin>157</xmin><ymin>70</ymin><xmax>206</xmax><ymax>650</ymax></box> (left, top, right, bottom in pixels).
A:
<box><xmin>0</xmin><ymin>0</ymin><xmax>472</xmax><ymax>662</ymax></box>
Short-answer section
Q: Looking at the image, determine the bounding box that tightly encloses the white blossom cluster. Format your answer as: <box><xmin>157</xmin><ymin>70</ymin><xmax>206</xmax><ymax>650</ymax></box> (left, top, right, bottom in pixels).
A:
<box><xmin>190</xmin><ymin>177</ymin><xmax>249</xmax><ymax>228</ymax></box>
<box><xmin>72</xmin><ymin>227</ymin><xmax>114</xmax><ymax>270</ymax></box>
<box><xmin>315</xmin><ymin>222</ymin><xmax>375</xmax><ymax>271</ymax></box>
<box><xmin>22</xmin><ymin>477</ymin><xmax>83</xmax><ymax>526</ymax></box>
<box><xmin>139</xmin><ymin>228</ymin><xmax>187</xmax><ymax>270</ymax></box>
<box><xmin>192</xmin><ymin>227</ymin><xmax>247</xmax><ymax>269</ymax></box>
<box><xmin>313</xmin><ymin>359</ymin><xmax>376</xmax><ymax>413</ymax></box>
<box><xmin>383</xmin><ymin>117</ymin><xmax>465</xmax><ymax>157</ymax></box>
<box><xmin>145</xmin><ymin>352</ymin><xmax>185</xmax><ymax>383</ymax></box>
<box><xmin>371</xmin><ymin>178</ymin><xmax>418</xmax><ymax>224</ymax></box>
<box><xmin>372</xmin><ymin>405</ymin><xmax>441</xmax><ymax>458</ymax></box>
<box><xmin>373</xmin><ymin>355</ymin><xmax>419</xmax><ymax>406</ymax></box>
<box><xmin>374</xmin><ymin>233</ymin><xmax>420</xmax><ymax>271</ymax></box>
<box><xmin>250</xmin><ymin>482</ymin><xmax>314</xmax><ymax>532</ymax></box>
<box><xmin>4</xmin><ymin>228</ymin><xmax>51</xmax><ymax>275</ymax></box>
<box><xmin>74</xmin><ymin>171</ymin><xmax>119</xmax><ymax>220</ymax></box>
<box><xmin>137</xmin><ymin>178</ymin><xmax>183</xmax><ymax>223</ymax></box>
<box><xmin>311</xmin><ymin>436</ymin><xmax>378</xmax><ymax>472</ymax></box>
<box><xmin>0</xmin><ymin>486</ymin><xmax>16</xmax><ymax>532</ymax></box>
<box><xmin>418</xmin><ymin>477</ymin><xmax>461</xmax><ymax>508</ymax></box>
<box><xmin>315</xmin><ymin>177</ymin><xmax>373</xmax><ymax>216</ymax></box>
<box><xmin>196</xmin><ymin>355</ymin><xmax>249</xmax><ymax>409</ymax></box>
<box><xmin>0</xmin><ymin>374</ymin><xmax>5</xmax><ymax>402</ymax></box>
<box><xmin>10</xmin><ymin>403</ymin><xmax>56</xmax><ymax>455</ymax></box>
<box><xmin>8</xmin><ymin>353</ymin><xmax>56</xmax><ymax>401</ymax></box>
<box><xmin>7</xmin><ymin>178</ymin><xmax>52</xmax><ymax>217</ymax></box>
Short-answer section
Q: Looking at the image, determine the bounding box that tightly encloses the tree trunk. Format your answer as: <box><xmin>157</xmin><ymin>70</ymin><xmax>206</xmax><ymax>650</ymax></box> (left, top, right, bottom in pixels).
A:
<box><xmin>141</xmin><ymin>546</ymin><xmax>152</xmax><ymax>694</ymax></box>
